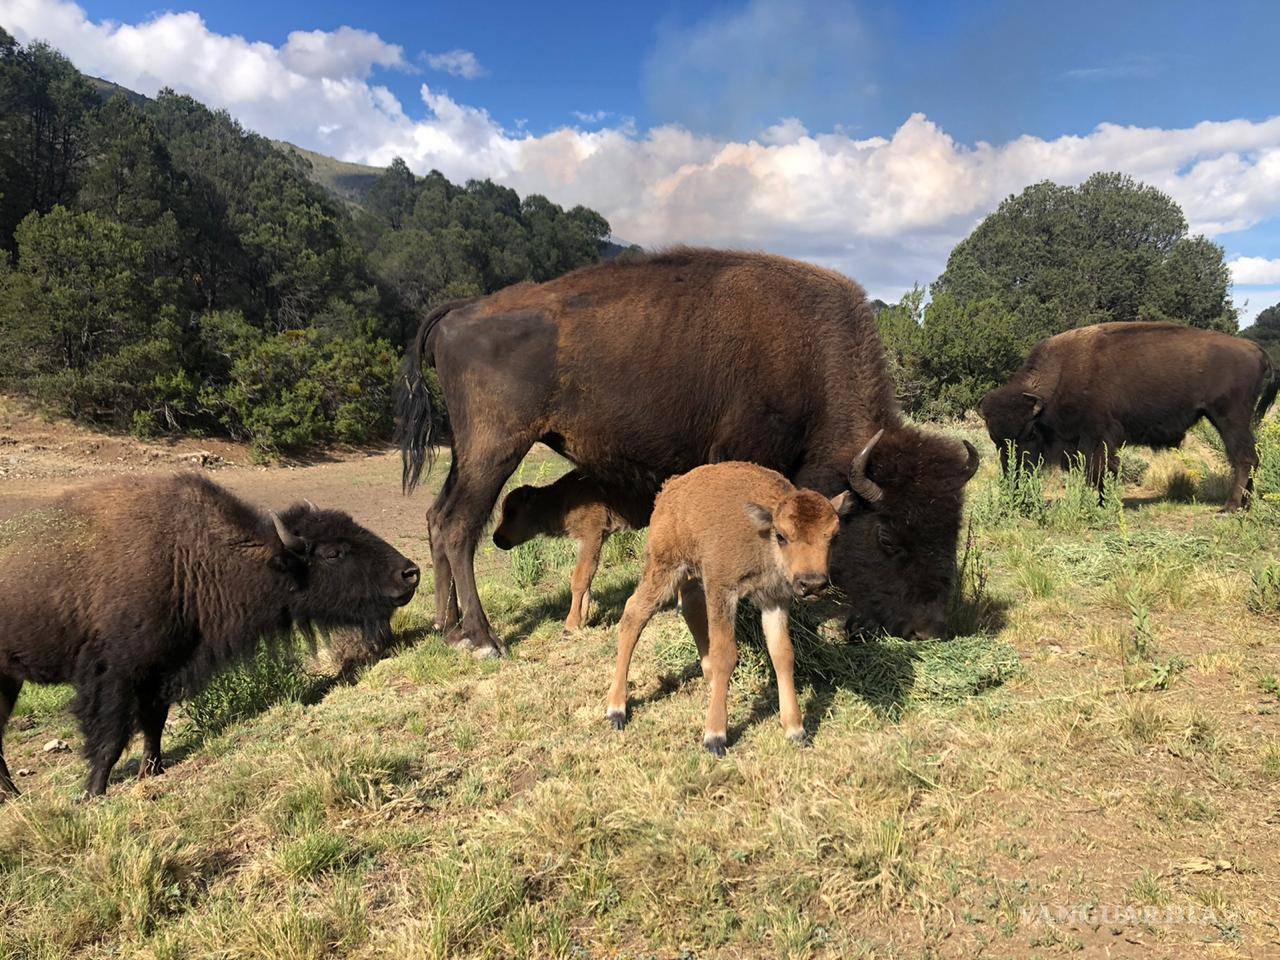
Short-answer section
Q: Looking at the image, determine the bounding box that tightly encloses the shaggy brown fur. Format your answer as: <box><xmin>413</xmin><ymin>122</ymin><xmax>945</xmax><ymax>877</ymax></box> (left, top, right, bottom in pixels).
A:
<box><xmin>491</xmin><ymin>471</ymin><xmax>649</xmax><ymax>630</ymax></box>
<box><xmin>605</xmin><ymin>462</ymin><xmax>852</xmax><ymax>756</ymax></box>
<box><xmin>980</xmin><ymin>322</ymin><xmax>1278</xmax><ymax>511</ymax></box>
<box><xmin>0</xmin><ymin>474</ymin><xmax>419</xmax><ymax>798</ymax></box>
<box><xmin>399</xmin><ymin>248</ymin><xmax>979</xmax><ymax>656</ymax></box>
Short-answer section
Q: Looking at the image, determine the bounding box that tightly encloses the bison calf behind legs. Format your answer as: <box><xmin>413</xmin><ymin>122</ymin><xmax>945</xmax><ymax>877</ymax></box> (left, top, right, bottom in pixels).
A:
<box><xmin>605</xmin><ymin>463</ymin><xmax>851</xmax><ymax>755</ymax></box>
<box><xmin>492</xmin><ymin>471</ymin><xmax>644</xmax><ymax>630</ymax></box>
<box><xmin>0</xmin><ymin>474</ymin><xmax>419</xmax><ymax>799</ymax></box>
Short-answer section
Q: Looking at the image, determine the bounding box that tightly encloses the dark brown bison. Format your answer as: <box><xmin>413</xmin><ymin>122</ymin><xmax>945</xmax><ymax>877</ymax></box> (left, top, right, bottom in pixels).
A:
<box><xmin>980</xmin><ymin>322</ymin><xmax>1278</xmax><ymax>512</ymax></box>
<box><xmin>492</xmin><ymin>470</ymin><xmax>647</xmax><ymax>630</ymax></box>
<box><xmin>399</xmin><ymin>248</ymin><xmax>979</xmax><ymax>658</ymax></box>
<box><xmin>0</xmin><ymin>474</ymin><xmax>419</xmax><ymax>798</ymax></box>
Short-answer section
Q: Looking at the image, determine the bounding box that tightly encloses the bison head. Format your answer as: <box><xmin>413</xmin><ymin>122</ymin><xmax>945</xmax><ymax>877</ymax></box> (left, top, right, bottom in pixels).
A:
<box><xmin>269</xmin><ymin>504</ymin><xmax>419</xmax><ymax>641</ymax></box>
<box><xmin>492</xmin><ymin>485</ymin><xmax>543</xmax><ymax>551</ymax></box>
<box><xmin>979</xmin><ymin>385</ymin><xmax>1047</xmax><ymax>473</ymax></box>
<box><xmin>830</xmin><ymin>426</ymin><xmax>979</xmax><ymax>640</ymax></box>
<box><xmin>745</xmin><ymin>489</ymin><xmax>853</xmax><ymax>601</ymax></box>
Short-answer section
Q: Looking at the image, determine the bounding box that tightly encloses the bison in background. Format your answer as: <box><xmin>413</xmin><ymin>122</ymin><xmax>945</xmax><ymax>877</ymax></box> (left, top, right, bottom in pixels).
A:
<box><xmin>399</xmin><ymin>248</ymin><xmax>980</xmax><ymax>658</ymax></box>
<box><xmin>0</xmin><ymin>474</ymin><xmax>419</xmax><ymax>798</ymax></box>
<box><xmin>980</xmin><ymin>322</ymin><xmax>1278</xmax><ymax>512</ymax></box>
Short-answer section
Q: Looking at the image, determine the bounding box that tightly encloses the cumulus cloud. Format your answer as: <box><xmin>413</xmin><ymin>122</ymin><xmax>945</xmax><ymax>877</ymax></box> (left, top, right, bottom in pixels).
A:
<box><xmin>5</xmin><ymin>0</ymin><xmax>1280</xmax><ymax>300</ymax></box>
<box><xmin>281</xmin><ymin>26</ymin><xmax>407</xmax><ymax>79</ymax></box>
<box><xmin>423</xmin><ymin>48</ymin><xmax>486</xmax><ymax>79</ymax></box>
<box><xmin>1229</xmin><ymin>256</ymin><xmax>1280</xmax><ymax>286</ymax></box>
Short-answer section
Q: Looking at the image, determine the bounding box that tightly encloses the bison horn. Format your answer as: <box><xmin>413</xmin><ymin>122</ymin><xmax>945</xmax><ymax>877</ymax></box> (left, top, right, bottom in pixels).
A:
<box><xmin>962</xmin><ymin>440</ymin><xmax>980</xmax><ymax>481</ymax></box>
<box><xmin>303</xmin><ymin>499</ymin><xmax>317</xmax><ymax>513</ymax></box>
<box><xmin>270</xmin><ymin>511</ymin><xmax>308</xmax><ymax>554</ymax></box>
<box><xmin>850</xmin><ymin>429</ymin><xmax>886</xmax><ymax>503</ymax></box>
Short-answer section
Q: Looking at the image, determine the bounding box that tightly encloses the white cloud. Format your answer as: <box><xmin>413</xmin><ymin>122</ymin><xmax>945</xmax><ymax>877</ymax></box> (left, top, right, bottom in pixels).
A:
<box><xmin>423</xmin><ymin>48</ymin><xmax>486</xmax><ymax>79</ymax></box>
<box><xmin>281</xmin><ymin>26</ymin><xmax>407</xmax><ymax>79</ymax></box>
<box><xmin>6</xmin><ymin>0</ymin><xmax>1280</xmax><ymax>303</ymax></box>
<box><xmin>571</xmin><ymin>109</ymin><xmax>611</xmax><ymax>124</ymax></box>
<box><xmin>1229</xmin><ymin>256</ymin><xmax>1280</xmax><ymax>286</ymax></box>
<box><xmin>1061</xmin><ymin>58</ymin><xmax>1159</xmax><ymax>82</ymax></box>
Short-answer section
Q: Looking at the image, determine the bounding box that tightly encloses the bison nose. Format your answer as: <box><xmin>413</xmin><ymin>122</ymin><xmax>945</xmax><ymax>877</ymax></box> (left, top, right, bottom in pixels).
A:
<box><xmin>402</xmin><ymin>563</ymin><xmax>420</xmax><ymax>586</ymax></box>
<box><xmin>492</xmin><ymin>532</ymin><xmax>512</xmax><ymax>551</ymax></box>
<box><xmin>794</xmin><ymin>573</ymin><xmax>829</xmax><ymax>598</ymax></box>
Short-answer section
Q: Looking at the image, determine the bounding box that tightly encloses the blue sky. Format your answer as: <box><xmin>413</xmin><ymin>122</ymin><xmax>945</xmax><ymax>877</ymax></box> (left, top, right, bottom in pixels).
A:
<box><xmin>8</xmin><ymin>0</ymin><xmax>1280</xmax><ymax>321</ymax></box>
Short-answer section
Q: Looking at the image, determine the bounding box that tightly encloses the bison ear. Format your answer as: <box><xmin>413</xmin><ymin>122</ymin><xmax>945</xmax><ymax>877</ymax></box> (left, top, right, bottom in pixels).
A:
<box><xmin>829</xmin><ymin>491</ymin><xmax>855</xmax><ymax>517</ymax></box>
<box><xmin>1022</xmin><ymin>392</ymin><xmax>1044</xmax><ymax>417</ymax></box>
<box><xmin>744</xmin><ymin>502</ymin><xmax>773</xmax><ymax>532</ymax></box>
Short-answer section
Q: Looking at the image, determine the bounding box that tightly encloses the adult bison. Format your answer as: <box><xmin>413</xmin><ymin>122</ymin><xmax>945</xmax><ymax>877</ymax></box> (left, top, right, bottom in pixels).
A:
<box><xmin>399</xmin><ymin>248</ymin><xmax>979</xmax><ymax>658</ymax></box>
<box><xmin>0</xmin><ymin>474</ymin><xmax>419</xmax><ymax>798</ymax></box>
<box><xmin>980</xmin><ymin>322</ymin><xmax>1278</xmax><ymax>511</ymax></box>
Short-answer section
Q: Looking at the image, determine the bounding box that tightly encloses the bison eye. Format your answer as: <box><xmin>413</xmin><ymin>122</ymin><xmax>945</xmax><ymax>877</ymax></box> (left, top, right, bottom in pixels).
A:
<box><xmin>876</xmin><ymin>526</ymin><xmax>898</xmax><ymax>556</ymax></box>
<box><xmin>319</xmin><ymin>544</ymin><xmax>346</xmax><ymax>562</ymax></box>
<box><xmin>775</xmin><ymin>532</ymin><xmax>788</xmax><ymax>546</ymax></box>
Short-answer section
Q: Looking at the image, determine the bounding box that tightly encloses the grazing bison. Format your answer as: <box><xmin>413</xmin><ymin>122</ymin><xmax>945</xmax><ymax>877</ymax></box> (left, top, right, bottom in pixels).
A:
<box><xmin>980</xmin><ymin>322</ymin><xmax>1278</xmax><ymax>511</ymax></box>
<box><xmin>399</xmin><ymin>249</ymin><xmax>979</xmax><ymax>658</ymax></box>
<box><xmin>492</xmin><ymin>470</ymin><xmax>648</xmax><ymax>630</ymax></box>
<box><xmin>606</xmin><ymin>462</ymin><xmax>851</xmax><ymax>755</ymax></box>
<box><xmin>0</xmin><ymin>474</ymin><xmax>419</xmax><ymax>798</ymax></box>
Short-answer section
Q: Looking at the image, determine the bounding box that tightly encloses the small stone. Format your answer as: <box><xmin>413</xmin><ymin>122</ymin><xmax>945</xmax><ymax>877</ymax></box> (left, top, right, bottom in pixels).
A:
<box><xmin>42</xmin><ymin>738</ymin><xmax>70</xmax><ymax>753</ymax></box>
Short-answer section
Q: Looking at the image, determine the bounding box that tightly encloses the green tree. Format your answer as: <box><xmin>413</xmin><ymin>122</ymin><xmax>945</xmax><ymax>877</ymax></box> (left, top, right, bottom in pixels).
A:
<box><xmin>0</xmin><ymin>28</ymin><xmax>98</xmax><ymax>249</ymax></box>
<box><xmin>1243</xmin><ymin>302</ymin><xmax>1280</xmax><ymax>356</ymax></box>
<box><xmin>935</xmin><ymin>172</ymin><xmax>1237</xmax><ymax>334</ymax></box>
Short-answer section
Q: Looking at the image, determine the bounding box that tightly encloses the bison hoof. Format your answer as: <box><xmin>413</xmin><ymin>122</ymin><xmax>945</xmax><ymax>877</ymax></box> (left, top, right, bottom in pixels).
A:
<box><xmin>138</xmin><ymin>758</ymin><xmax>165</xmax><ymax>779</ymax></box>
<box><xmin>469</xmin><ymin>642</ymin><xmax>503</xmax><ymax>661</ymax></box>
<box><xmin>786</xmin><ymin>729</ymin><xmax>812</xmax><ymax>748</ymax></box>
<box><xmin>703</xmin><ymin>734</ymin><xmax>727</xmax><ymax>758</ymax></box>
<box><xmin>607</xmin><ymin>708</ymin><xmax>627</xmax><ymax>731</ymax></box>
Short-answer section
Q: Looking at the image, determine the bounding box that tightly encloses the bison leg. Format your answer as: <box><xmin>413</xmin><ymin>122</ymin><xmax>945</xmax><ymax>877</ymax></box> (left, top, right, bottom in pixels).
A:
<box><xmin>0</xmin><ymin>673</ymin><xmax>23</xmax><ymax>798</ymax></box>
<box><xmin>73</xmin><ymin>673</ymin><xmax>138</xmax><ymax>797</ymax></box>
<box><xmin>565</xmin><ymin>531</ymin><xmax>606</xmax><ymax>630</ymax></box>
<box><xmin>137</xmin><ymin>690</ymin><xmax>169</xmax><ymax>779</ymax></box>
<box><xmin>761</xmin><ymin>605</ymin><xmax>806</xmax><ymax>745</ymax></box>
<box><xmin>702</xmin><ymin>594</ymin><xmax>739</xmax><ymax>757</ymax></box>
<box><xmin>678</xmin><ymin>580</ymin><xmax>711</xmax><ymax>677</ymax></box>
<box><xmin>606</xmin><ymin>563</ymin><xmax>676</xmax><ymax>730</ymax></box>
<box><xmin>427</xmin><ymin>460</ymin><xmax>461</xmax><ymax>633</ymax></box>
<box><xmin>1209</xmin><ymin>415</ymin><xmax>1258</xmax><ymax>513</ymax></box>
<box><xmin>436</xmin><ymin>440</ymin><xmax>532</xmax><ymax>658</ymax></box>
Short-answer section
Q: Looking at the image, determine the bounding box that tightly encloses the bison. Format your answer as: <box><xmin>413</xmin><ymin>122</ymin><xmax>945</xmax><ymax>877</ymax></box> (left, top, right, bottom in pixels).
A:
<box><xmin>0</xmin><ymin>474</ymin><xmax>419</xmax><ymax>798</ymax></box>
<box><xmin>980</xmin><ymin>322</ymin><xmax>1278</xmax><ymax>511</ymax></box>
<box><xmin>492</xmin><ymin>470</ymin><xmax>648</xmax><ymax>630</ymax></box>
<box><xmin>606</xmin><ymin>461</ymin><xmax>851</xmax><ymax>755</ymax></box>
<box><xmin>399</xmin><ymin>248</ymin><xmax>979</xmax><ymax>658</ymax></box>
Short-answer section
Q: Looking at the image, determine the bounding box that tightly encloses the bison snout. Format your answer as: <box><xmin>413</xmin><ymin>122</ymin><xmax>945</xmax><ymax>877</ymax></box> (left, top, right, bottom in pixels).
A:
<box><xmin>402</xmin><ymin>563</ymin><xmax>421</xmax><ymax>586</ymax></box>
<box><xmin>793</xmin><ymin>573</ymin><xmax>830</xmax><ymax>599</ymax></box>
<box><xmin>492</xmin><ymin>531</ymin><xmax>513</xmax><ymax>551</ymax></box>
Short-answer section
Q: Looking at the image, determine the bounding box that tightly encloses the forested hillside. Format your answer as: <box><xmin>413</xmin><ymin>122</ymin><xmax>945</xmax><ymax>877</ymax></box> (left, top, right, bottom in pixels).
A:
<box><xmin>0</xmin><ymin>29</ymin><xmax>610</xmax><ymax>455</ymax></box>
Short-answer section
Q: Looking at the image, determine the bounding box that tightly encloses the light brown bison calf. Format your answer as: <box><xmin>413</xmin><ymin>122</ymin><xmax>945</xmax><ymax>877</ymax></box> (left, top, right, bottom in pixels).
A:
<box><xmin>606</xmin><ymin>462</ymin><xmax>851</xmax><ymax>756</ymax></box>
<box><xmin>492</xmin><ymin>471</ymin><xmax>638</xmax><ymax>630</ymax></box>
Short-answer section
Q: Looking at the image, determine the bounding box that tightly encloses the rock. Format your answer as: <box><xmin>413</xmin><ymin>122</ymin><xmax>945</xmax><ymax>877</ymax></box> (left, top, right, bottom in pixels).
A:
<box><xmin>41</xmin><ymin>738</ymin><xmax>70</xmax><ymax>753</ymax></box>
<box><xmin>15</xmin><ymin>768</ymin><xmax>33</xmax><ymax>777</ymax></box>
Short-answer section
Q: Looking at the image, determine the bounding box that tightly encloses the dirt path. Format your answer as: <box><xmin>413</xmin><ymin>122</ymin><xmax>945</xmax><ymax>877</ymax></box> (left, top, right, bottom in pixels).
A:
<box><xmin>0</xmin><ymin>396</ymin><xmax>566</xmax><ymax>564</ymax></box>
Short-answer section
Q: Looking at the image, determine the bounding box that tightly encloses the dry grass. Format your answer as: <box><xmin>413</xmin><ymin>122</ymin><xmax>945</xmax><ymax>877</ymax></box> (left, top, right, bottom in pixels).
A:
<box><xmin>2</xmin><ymin>424</ymin><xmax>1279</xmax><ymax>958</ymax></box>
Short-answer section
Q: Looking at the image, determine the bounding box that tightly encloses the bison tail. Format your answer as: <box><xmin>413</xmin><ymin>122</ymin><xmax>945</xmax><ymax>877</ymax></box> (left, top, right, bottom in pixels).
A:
<box><xmin>396</xmin><ymin>298</ymin><xmax>478</xmax><ymax>494</ymax></box>
<box><xmin>1255</xmin><ymin>350</ymin><xmax>1279</xmax><ymax>425</ymax></box>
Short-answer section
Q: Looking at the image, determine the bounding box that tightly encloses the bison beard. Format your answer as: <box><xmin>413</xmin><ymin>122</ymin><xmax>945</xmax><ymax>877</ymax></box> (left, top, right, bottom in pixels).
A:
<box><xmin>398</xmin><ymin>248</ymin><xmax>979</xmax><ymax>657</ymax></box>
<box><xmin>0</xmin><ymin>474</ymin><xmax>419</xmax><ymax>798</ymax></box>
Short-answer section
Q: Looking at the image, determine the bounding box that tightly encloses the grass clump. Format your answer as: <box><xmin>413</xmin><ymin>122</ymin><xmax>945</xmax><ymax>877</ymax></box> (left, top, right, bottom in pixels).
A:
<box><xmin>1246</xmin><ymin>562</ymin><xmax>1280</xmax><ymax>617</ymax></box>
<box><xmin>182</xmin><ymin>638</ymin><xmax>314</xmax><ymax>737</ymax></box>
